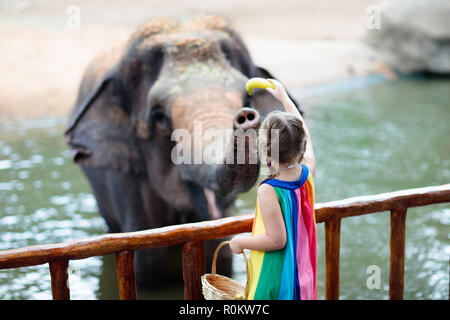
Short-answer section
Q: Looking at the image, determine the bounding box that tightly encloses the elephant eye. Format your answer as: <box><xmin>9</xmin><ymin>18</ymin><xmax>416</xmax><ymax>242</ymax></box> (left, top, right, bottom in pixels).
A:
<box><xmin>152</xmin><ymin>110</ymin><xmax>166</xmax><ymax>121</ymax></box>
<box><xmin>150</xmin><ymin>106</ymin><xmax>171</xmax><ymax>135</ymax></box>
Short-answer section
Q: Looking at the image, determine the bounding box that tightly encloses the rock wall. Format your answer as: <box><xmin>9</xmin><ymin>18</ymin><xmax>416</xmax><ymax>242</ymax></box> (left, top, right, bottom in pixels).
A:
<box><xmin>366</xmin><ymin>0</ymin><xmax>450</xmax><ymax>74</ymax></box>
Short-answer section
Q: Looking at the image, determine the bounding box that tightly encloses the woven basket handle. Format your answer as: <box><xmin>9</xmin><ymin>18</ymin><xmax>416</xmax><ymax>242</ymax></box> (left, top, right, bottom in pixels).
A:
<box><xmin>211</xmin><ymin>240</ymin><xmax>249</xmax><ymax>299</ymax></box>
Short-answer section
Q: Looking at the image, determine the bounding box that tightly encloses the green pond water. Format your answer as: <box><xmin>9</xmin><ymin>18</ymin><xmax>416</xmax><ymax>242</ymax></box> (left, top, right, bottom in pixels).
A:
<box><xmin>0</xmin><ymin>78</ymin><xmax>449</xmax><ymax>299</ymax></box>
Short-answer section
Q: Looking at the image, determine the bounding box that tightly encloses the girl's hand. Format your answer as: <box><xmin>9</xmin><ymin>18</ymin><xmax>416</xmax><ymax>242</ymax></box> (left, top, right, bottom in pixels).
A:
<box><xmin>265</xmin><ymin>79</ymin><xmax>289</xmax><ymax>102</ymax></box>
<box><xmin>230</xmin><ymin>235</ymin><xmax>244</xmax><ymax>254</ymax></box>
<box><xmin>266</xmin><ymin>78</ymin><xmax>303</xmax><ymax>119</ymax></box>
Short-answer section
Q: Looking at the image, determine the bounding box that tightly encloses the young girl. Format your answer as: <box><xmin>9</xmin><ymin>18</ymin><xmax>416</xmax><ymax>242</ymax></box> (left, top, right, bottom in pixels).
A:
<box><xmin>230</xmin><ymin>79</ymin><xmax>316</xmax><ymax>300</ymax></box>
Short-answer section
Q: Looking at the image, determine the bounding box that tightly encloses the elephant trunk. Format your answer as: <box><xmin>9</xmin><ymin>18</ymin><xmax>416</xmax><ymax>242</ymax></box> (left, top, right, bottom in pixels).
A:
<box><xmin>157</xmin><ymin>71</ymin><xmax>262</xmax><ymax>219</ymax></box>
<box><xmin>178</xmin><ymin>106</ymin><xmax>261</xmax><ymax>196</ymax></box>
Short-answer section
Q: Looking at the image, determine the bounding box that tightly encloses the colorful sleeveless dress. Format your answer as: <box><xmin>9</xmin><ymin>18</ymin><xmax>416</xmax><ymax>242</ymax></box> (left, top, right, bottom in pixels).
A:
<box><xmin>247</xmin><ymin>164</ymin><xmax>316</xmax><ymax>300</ymax></box>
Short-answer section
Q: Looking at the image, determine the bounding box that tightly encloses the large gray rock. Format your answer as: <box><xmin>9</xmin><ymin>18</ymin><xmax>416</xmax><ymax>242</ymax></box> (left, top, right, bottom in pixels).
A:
<box><xmin>366</xmin><ymin>0</ymin><xmax>450</xmax><ymax>74</ymax></box>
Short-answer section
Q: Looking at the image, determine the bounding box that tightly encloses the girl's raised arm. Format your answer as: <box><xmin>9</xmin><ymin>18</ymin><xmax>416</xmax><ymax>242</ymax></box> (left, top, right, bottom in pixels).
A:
<box><xmin>266</xmin><ymin>79</ymin><xmax>316</xmax><ymax>176</ymax></box>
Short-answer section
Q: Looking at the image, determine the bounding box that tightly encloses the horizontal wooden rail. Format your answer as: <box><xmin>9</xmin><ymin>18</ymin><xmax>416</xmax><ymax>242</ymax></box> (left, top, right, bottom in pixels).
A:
<box><xmin>0</xmin><ymin>214</ymin><xmax>253</xmax><ymax>270</ymax></box>
<box><xmin>0</xmin><ymin>184</ymin><xmax>448</xmax><ymax>270</ymax></box>
<box><xmin>0</xmin><ymin>183</ymin><xmax>449</xmax><ymax>300</ymax></box>
<box><xmin>314</xmin><ymin>183</ymin><xmax>450</xmax><ymax>220</ymax></box>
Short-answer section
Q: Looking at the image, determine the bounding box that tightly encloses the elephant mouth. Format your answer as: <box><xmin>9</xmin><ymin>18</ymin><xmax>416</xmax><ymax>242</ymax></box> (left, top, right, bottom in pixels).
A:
<box><xmin>185</xmin><ymin>180</ymin><xmax>226</xmax><ymax>221</ymax></box>
<box><xmin>203</xmin><ymin>188</ymin><xmax>221</xmax><ymax>219</ymax></box>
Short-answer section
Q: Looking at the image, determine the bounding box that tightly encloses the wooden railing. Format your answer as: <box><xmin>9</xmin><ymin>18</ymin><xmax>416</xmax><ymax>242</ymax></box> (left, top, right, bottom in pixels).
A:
<box><xmin>0</xmin><ymin>184</ymin><xmax>449</xmax><ymax>300</ymax></box>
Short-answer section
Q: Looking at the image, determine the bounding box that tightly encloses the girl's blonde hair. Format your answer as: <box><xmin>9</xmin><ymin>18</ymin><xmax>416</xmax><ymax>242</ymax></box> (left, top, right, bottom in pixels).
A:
<box><xmin>258</xmin><ymin>110</ymin><xmax>307</xmax><ymax>179</ymax></box>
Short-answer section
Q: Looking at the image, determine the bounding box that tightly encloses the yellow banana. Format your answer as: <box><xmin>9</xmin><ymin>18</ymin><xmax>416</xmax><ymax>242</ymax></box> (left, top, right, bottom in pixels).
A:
<box><xmin>245</xmin><ymin>77</ymin><xmax>275</xmax><ymax>95</ymax></box>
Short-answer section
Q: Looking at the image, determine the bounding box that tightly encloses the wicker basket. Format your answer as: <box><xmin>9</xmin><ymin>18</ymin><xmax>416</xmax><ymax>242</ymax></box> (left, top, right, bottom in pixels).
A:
<box><xmin>201</xmin><ymin>240</ymin><xmax>249</xmax><ymax>300</ymax></box>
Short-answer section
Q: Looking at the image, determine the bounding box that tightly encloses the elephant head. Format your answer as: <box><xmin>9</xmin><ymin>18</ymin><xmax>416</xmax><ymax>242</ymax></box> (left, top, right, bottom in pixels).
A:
<box><xmin>65</xmin><ymin>15</ymin><xmax>301</xmax><ymax>224</ymax></box>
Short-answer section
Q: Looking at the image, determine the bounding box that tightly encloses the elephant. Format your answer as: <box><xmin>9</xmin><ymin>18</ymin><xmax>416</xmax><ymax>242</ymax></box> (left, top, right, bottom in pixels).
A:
<box><xmin>64</xmin><ymin>15</ymin><xmax>301</xmax><ymax>289</ymax></box>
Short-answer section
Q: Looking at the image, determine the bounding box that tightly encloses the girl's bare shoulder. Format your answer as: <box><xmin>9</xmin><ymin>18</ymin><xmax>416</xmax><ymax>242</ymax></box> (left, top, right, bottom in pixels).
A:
<box><xmin>257</xmin><ymin>183</ymin><xmax>277</xmax><ymax>199</ymax></box>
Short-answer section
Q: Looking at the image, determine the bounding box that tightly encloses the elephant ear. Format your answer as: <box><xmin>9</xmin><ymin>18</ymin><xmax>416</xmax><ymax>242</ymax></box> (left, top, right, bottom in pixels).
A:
<box><xmin>250</xmin><ymin>66</ymin><xmax>303</xmax><ymax>117</ymax></box>
<box><xmin>64</xmin><ymin>62</ymin><xmax>145</xmax><ymax>173</ymax></box>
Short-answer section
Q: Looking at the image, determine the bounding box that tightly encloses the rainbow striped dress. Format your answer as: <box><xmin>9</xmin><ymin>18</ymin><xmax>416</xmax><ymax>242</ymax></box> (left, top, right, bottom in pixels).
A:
<box><xmin>247</xmin><ymin>164</ymin><xmax>316</xmax><ymax>300</ymax></box>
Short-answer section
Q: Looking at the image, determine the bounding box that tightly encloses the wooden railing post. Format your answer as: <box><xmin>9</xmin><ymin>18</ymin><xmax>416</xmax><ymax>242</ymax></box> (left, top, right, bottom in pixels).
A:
<box><xmin>115</xmin><ymin>250</ymin><xmax>137</xmax><ymax>300</ymax></box>
<box><xmin>325</xmin><ymin>218</ymin><xmax>341</xmax><ymax>300</ymax></box>
<box><xmin>182</xmin><ymin>240</ymin><xmax>205</xmax><ymax>300</ymax></box>
<box><xmin>389</xmin><ymin>207</ymin><xmax>407</xmax><ymax>300</ymax></box>
<box><xmin>49</xmin><ymin>259</ymin><xmax>70</xmax><ymax>300</ymax></box>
